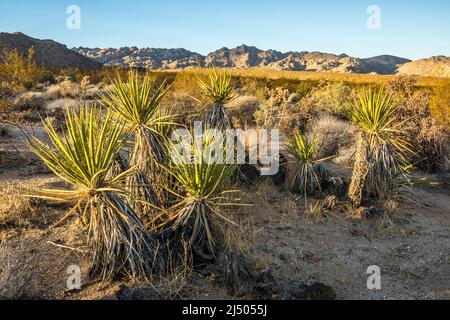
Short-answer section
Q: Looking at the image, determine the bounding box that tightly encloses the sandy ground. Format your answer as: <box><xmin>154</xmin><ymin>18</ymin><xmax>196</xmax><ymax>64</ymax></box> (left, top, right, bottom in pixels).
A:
<box><xmin>0</xmin><ymin>124</ymin><xmax>449</xmax><ymax>300</ymax></box>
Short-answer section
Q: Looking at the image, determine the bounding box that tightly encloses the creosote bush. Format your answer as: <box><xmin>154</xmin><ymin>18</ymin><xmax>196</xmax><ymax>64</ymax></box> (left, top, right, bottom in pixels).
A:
<box><xmin>0</xmin><ymin>48</ymin><xmax>46</xmax><ymax>91</ymax></box>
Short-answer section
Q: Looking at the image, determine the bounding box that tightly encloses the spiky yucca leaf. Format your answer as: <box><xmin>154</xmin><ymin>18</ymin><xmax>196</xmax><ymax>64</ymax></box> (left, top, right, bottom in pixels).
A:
<box><xmin>198</xmin><ymin>68</ymin><xmax>238</xmax><ymax>106</ymax></box>
<box><xmin>26</xmin><ymin>105</ymin><xmax>162</xmax><ymax>280</ymax></box>
<box><xmin>101</xmin><ymin>71</ymin><xmax>177</xmax><ymax>216</ymax></box>
<box><xmin>198</xmin><ymin>69</ymin><xmax>238</xmax><ymax>130</ymax></box>
<box><xmin>287</xmin><ymin>132</ymin><xmax>328</xmax><ymax>196</ymax></box>
<box><xmin>156</xmin><ymin>129</ymin><xmax>238</xmax><ymax>257</ymax></box>
<box><xmin>348</xmin><ymin>88</ymin><xmax>412</xmax><ymax>203</ymax></box>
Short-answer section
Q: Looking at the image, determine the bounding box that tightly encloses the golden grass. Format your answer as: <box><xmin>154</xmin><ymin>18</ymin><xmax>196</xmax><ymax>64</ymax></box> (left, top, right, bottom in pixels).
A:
<box><xmin>156</xmin><ymin>68</ymin><xmax>450</xmax><ymax>88</ymax></box>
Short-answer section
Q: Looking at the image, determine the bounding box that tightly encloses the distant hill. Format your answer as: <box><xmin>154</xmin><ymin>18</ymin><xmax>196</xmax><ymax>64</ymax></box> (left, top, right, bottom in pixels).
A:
<box><xmin>361</xmin><ymin>55</ymin><xmax>412</xmax><ymax>75</ymax></box>
<box><xmin>398</xmin><ymin>56</ymin><xmax>450</xmax><ymax>78</ymax></box>
<box><xmin>0</xmin><ymin>32</ymin><xmax>102</xmax><ymax>69</ymax></box>
<box><xmin>74</xmin><ymin>44</ymin><xmax>412</xmax><ymax>75</ymax></box>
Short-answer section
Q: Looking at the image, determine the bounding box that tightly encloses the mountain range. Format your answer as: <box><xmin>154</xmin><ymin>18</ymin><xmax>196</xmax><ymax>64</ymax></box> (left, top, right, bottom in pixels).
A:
<box><xmin>1</xmin><ymin>32</ymin><xmax>449</xmax><ymax>77</ymax></box>
<box><xmin>74</xmin><ymin>44</ymin><xmax>411</xmax><ymax>75</ymax></box>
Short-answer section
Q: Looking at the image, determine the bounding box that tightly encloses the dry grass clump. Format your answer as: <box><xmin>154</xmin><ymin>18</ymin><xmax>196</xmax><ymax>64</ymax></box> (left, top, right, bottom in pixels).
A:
<box><xmin>0</xmin><ymin>182</ymin><xmax>42</xmax><ymax>227</ymax></box>
<box><xmin>307</xmin><ymin>114</ymin><xmax>353</xmax><ymax>158</ymax></box>
<box><xmin>44</xmin><ymin>76</ymin><xmax>81</xmax><ymax>100</ymax></box>
<box><xmin>430</xmin><ymin>84</ymin><xmax>450</xmax><ymax>128</ymax></box>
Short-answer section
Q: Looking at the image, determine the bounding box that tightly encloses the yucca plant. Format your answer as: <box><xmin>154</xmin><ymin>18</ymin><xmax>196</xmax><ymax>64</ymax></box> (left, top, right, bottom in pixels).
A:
<box><xmin>101</xmin><ymin>71</ymin><xmax>176</xmax><ymax>217</ymax></box>
<box><xmin>26</xmin><ymin>105</ymin><xmax>162</xmax><ymax>280</ymax></box>
<box><xmin>287</xmin><ymin>132</ymin><xmax>328</xmax><ymax>196</ymax></box>
<box><xmin>198</xmin><ymin>68</ymin><xmax>238</xmax><ymax>130</ymax></box>
<box><xmin>348</xmin><ymin>87</ymin><xmax>412</xmax><ymax>206</ymax></box>
<box><xmin>155</xmin><ymin>129</ymin><xmax>238</xmax><ymax>259</ymax></box>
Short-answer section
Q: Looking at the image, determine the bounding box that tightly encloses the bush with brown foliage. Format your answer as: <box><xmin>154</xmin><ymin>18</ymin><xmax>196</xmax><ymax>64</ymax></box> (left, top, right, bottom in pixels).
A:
<box><xmin>387</xmin><ymin>76</ymin><xmax>449</xmax><ymax>172</ymax></box>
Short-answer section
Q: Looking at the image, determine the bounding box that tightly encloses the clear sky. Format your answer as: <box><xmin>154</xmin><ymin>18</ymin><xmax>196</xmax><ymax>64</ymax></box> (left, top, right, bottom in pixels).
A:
<box><xmin>0</xmin><ymin>0</ymin><xmax>449</xmax><ymax>60</ymax></box>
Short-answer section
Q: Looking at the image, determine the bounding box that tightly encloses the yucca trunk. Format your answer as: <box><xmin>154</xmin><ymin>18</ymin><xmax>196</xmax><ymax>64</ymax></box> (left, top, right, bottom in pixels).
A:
<box><xmin>88</xmin><ymin>192</ymin><xmax>163</xmax><ymax>280</ymax></box>
<box><xmin>206</xmin><ymin>103</ymin><xmax>234</xmax><ymax>131</ymax></box>
<box><xmin>348</xmin><ymin>133</ymin><xmax>370</xmax><ymax>207</ymax></box>
<box><xmin>165</xmin><ymin>200</ymin><xmax>220</xmax><ymax>264</ymax></box>
<box><xmin>292</xmin><ymin>162</ymin><xmax>327</xmax><ymax>195</ymax></box>
<box><xmin>128</xmin><ymin>126</ymin><xmax>168</xmax><ymax>219</ymax></box>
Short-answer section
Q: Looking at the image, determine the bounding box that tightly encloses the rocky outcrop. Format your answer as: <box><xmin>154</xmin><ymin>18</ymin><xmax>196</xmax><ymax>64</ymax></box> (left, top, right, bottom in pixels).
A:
<box><xmin>75</xmin><ymin>47</ymin><xmax>204</xmax><ymax>70</ymax></box>
<box><xmin>204</xmin><ymin>45</ymin><xmax>287</xmax><ymax>68</ymax></box>
<box><xmin>398</xmin><ymin>56</ymin><xmax>450</xmax><ymax>77</ymax></box>
<box><xmin>0</xmin><ymin>32</ymin><xmax>102</xmax><ymax>69</ymax></box>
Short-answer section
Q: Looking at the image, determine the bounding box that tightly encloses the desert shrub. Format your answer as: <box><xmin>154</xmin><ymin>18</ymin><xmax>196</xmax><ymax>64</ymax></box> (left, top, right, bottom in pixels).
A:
<box><xmin>0</xmin><ymin>48</ymin><xmax>47</xmax><ymax>91</ymax></box>
<box><xmin>0</xmin><ymin>82</ymin><xmax>15</xmax><ymax>100</ymax></box>
<box><xmin>430</xmin><ymin>83</ymin><xmax>450</xmax><ymax>128</ymax></box>
<box><xmin>416</xmin><ymin>118</ymin><xmax>450</xmax><ymax>172</ymax></box>
<box><xmin>226</xmin><ymin>95</ymin><xmax>260</xmax><ymax>127</ymax></box>
<box><xmin>386</xmin><ymin>75</ymin><xmax>417</xmax><ymax>99</ymax></box>
<box><xmin>387</xmin><ymin>77</ymin><xmax>449</xmax><ymax>172</ymax></box>
<box><xmin>348</xmin><ymin>88</ymin><xmax>412</xmax><ymax>207</ymax></box>
<box><xmin>308</xmin><ymin>114</ymin><xmax>353</xmax><ymax>158</ymax></box>
<box><xmin>26</xmin><ymin>105</ymin><xmax>163</xmax><ymax>280</ymax></box>
<box><xmin>300</xmin><ymin>81</ymin><xmax>355</xmax><ymax>118</ymax></box>
<box><xmin>254</xmin><ymin>87</ymin><xmax>307</xmax><ymax>133</ymax></box>
<box><xmin>46</xmin><ymin>98</ymin><xmax>80</xmax><ymax>112</ymax></box>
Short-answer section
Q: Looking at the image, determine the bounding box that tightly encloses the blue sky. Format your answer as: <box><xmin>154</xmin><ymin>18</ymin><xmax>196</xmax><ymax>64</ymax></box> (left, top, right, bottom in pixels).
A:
<box><xmin>0</xmin><ymin>0</ymin><xmax>449</xmax><ymax>59</ymax></box>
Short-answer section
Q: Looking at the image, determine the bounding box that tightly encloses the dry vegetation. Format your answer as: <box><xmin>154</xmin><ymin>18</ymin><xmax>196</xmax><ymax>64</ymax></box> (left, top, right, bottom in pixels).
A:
<box><xmin>0</xmin><ymin>52</ymin><xmax>449</xmax><ymax>300</ymax></box>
